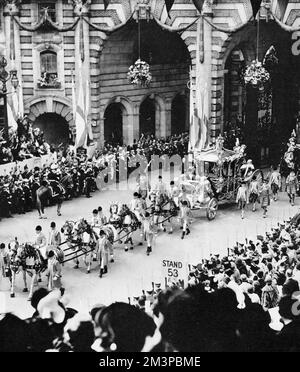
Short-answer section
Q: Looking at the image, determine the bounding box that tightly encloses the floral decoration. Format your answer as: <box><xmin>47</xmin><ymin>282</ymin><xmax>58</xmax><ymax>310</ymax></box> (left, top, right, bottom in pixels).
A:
<box><xmin>243</xmin><ymin>60</ymin><xmax>270</xmax><ymax>88</ymax></box>
<box><xmin>127</xmin><ymin>59</ymin><xmax>152</xmax><ymax>87</ymax></box>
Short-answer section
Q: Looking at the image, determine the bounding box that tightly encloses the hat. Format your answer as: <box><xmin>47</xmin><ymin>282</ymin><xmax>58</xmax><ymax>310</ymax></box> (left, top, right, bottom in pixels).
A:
<box><xmin>37</xmin><ymin>289</ymin><xmax>65</xmax><ymax>324</ymax></box>
<box><xmin>265</xmin><ymin>275</ymin><xmax>272</xmax><ymax>283</ymax></box>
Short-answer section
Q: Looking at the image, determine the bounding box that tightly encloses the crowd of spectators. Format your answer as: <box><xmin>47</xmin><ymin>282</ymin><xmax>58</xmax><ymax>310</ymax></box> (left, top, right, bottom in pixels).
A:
<box><xmin>0</xmin><ymin>132</ymin><xmax>189</xmax><ymax>219</ymax></box>
<box><xmin>0</xmin><ymin>117</ymin><xmax>52</xmax><ymax>165</ymax></box>
<box><xmin>1</xmin><ymin>213</ymin><xmax>300</xmax><ymax>352</ymax></box>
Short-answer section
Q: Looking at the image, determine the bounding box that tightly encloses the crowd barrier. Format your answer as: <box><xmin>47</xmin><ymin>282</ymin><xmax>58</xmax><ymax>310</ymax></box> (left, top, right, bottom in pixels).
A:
<box><xmin>0</xmin><ymin>153</ymin><xmax>58</xmax><ymax>177</ymax></box>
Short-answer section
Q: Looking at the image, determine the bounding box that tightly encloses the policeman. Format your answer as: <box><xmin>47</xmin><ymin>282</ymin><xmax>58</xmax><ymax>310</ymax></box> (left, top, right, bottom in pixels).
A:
<box><xmin>0</xmin><ymin>183</ymin><xmax>13</xmax><ymax>218</ymax></box>
<box><xmin>84</xmin><ymin>165</ymin><xmax>94</xmax><ymax>198</ymax></box>
<box><xmin>22</xmin><ymin>179</ymin><xmax>33</xmax><ymax>212</ymax></box>
<box><xmin>12</xmin><ymin>181</ymin><xmax>25</xmax><ymax>214</ymax></box>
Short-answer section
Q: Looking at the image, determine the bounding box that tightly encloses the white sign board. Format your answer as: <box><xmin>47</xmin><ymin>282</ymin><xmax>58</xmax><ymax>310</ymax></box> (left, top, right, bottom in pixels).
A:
<box><xmin>162</xmin><ymin>259</ymin><xmax>188</xmax><ymax>286</ymax></box>
<box><xmin>0</xmin><ymin>153</ymin><xmax>57</xmax><ymax>176</ymax></box>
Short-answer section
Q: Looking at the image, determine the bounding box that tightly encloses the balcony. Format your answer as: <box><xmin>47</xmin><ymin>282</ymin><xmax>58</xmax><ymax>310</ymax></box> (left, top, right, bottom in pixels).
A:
<box><xmin>37</xmin><ymin>72</ymin><xmax>61</xmax><ymax>89</ymax></box>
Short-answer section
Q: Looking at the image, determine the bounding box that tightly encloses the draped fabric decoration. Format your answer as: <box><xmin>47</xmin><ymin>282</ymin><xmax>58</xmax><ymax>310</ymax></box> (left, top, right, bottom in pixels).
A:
<box><xmin>199</xmin><ymin>16</ymin><xmax>204</xmax><ymax>63</ymax></box>
<box><xmin>203</xmin><ymin>15</ymin><xmax>254</xmax><ymax>34</ymax></box>
<box><xmin>10</xmin><ymin>15</ymin><xmax>15</xmax><ymax>61</ymax></box>
<box><xmin>13</xmin><ymin>10</ymin><xmax>80</xmax><ymax>32</ymax></box>
<box><xmin>269</xmin><ymin>9</ymin><xmax>300</xmax><ymax>32</ymax></box>
<box><xmin>80</xmin><ymin>17</ymin><xmax>85</xmax><ymax>62</ymax></box>
<box><xmin>153</xmin><ymin>15</ymin><xmax>200</xmax><ymax>34</ymax></box>
<box><xmin>165</xmin><ymin>0</ymin><xmax>175</xmax><ymax>18</ymax></box>
<box><xmin>251</xmin><ymin>0</ymin><xmax>263</xmax><ymax>18</ymax></box>
<box><xmin>83</xmin><ymin>11</ymin><xmax>135</xmax><ymax>34</ymax></box>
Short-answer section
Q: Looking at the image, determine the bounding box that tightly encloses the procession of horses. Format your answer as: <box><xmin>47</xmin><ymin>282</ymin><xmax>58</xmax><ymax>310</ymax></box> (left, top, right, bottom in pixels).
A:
<box><xmin>4</xmin><ymin>136</ymin><xmax>270</xmax><ymax>300</ymax></box>
<box><xmin>6</xmin><ymin>191</ymin><xmax>184</xmax><ymax>300</ymax></box>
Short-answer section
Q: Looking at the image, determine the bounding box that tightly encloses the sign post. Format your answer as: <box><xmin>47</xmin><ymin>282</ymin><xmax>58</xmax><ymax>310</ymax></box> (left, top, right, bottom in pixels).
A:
<box><xmin>161</xmin><ymin>259</ymin><xmax>188</xmax><ymax>288</ymax></box>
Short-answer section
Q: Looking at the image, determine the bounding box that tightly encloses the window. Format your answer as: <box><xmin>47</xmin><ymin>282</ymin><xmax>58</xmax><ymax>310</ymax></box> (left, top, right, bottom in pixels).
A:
<box><xmin>38</xmin><ymin>2</ymin><xmax>56</xmax><ymax>23</ymax></box>
<box><xmin>39</xmin><ymin>51</ymin><xmax>60</xmax><ymax>88</ymax></box>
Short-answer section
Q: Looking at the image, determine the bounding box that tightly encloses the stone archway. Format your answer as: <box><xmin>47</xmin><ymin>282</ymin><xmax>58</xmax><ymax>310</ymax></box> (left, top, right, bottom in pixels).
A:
<box><xmin>139</xmin><ymin>94</ymin><xmax>166</xmax><ymax>138</ymax></box>
<box><xmin>26</xmin><ymin>97</ymin><xmax>74</xmax><ymax>144</ymax></box>
<box><xmin>33</xmin><ymin>113</ymin><xmax>70</xmax><ymax>145</ymax></box>
<box><xmin>102</xmin><ymin>96</ymin><xmax>134</xmax><ymax>145</ymax></box>
<box><xmin>104</xmin><ymin>103</ymin><xmax>124</xmax><ymax>145</ymax></box>
<box><xmin>27</xmin><ymin>97</ymin><xmax>74</xmax><ymax>127</ymax></box>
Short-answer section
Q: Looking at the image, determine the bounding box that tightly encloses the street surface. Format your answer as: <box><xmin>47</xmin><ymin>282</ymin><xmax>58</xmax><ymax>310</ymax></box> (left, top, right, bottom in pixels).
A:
<box><xmin>0</xmin><ymin>169</ymin><xmax>298</xmax><ymax>318</ymax></box>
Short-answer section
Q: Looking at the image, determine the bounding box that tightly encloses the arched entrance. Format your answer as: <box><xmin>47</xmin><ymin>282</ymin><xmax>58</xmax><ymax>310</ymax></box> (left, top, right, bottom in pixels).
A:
<box><xmin>33</xmin><ymin>113</ymin><xmax>70</xmax><ymax>145</ymax></box>
<box><xmin>139</xmin><ymin>97</ymin><xmax>156</xmax><ymax>137</ymax></box>
<box><xmin>171</xmin><ymin>94</ymin><xmax>187</xmax><ymax>135</ymax></box>
<box><xmin>99</xmin><ymin>19</ymin><xmax>190</xmax><ymax>141</ymax></box>
<box><xmin>104</xmin><ymin>103</ymin><xmax>124</xmax><ymax>145</ymax></box>
<box><xmin>223</xmin><ymin>22</ymin><xmax>300</xmax><ymax>166</ymax></box>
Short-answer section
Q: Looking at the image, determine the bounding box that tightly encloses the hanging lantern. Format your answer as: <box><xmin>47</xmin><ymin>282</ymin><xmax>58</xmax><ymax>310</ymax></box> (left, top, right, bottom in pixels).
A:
<box><xmin>243</xmin><ymin>60</ymin><xmax>270</xmax><ymax>88</ymax></box>
<box><xmin>128</xmin><ymin>58</ymin><xmax>152</xmax><ymax>87</ymax></box>
<box><xmin>128</xmin><ymin>8</ymin><xmax>152</xmax><ymax>87</ymax></box>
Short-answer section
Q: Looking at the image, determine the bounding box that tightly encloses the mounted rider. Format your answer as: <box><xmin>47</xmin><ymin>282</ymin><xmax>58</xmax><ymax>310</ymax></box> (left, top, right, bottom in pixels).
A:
<box><xmin>130</xmin><ymin>192</ymin><xmax>144</xmax><ymax>224</ymax></box>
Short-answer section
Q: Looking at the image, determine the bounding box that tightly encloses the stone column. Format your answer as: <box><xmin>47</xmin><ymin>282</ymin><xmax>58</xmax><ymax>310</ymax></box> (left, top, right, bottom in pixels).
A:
<box><xmin>164</xmin><ymin>98</ymin><xmax>172</xmax><ymax>137</ymax></box>
<box><xmin>132</xmin><ymin>104</ymin><xmax>140</xmax><ymax>143</ymax></box>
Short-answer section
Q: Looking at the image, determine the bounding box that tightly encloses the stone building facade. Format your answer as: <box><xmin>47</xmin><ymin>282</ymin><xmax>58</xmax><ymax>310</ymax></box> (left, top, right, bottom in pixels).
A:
<box><xmin>0</xmin><ymin>0</ymin><xmax>299</xmax><ymax>152</ymax></box>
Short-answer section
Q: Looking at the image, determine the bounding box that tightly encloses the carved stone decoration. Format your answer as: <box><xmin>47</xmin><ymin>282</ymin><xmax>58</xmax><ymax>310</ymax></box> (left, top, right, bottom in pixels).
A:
<box><xmin>133</xmin><ymin>0</ymin><xmax>152</xmax><ymax>21</ymax></box>
<box><xmin>2</xmin><ymin>0</ymin><xmax>22</xmax><ymax>15</ymax></box>
<box><xmin>202</xmin><ymin>0</ymin><xmax>214</xmax><ymax>15</ymax></box>
<box><xmin>71</xmin><ymin>0</ymin><xmax>91</xmax><ymax>16</ymax></box>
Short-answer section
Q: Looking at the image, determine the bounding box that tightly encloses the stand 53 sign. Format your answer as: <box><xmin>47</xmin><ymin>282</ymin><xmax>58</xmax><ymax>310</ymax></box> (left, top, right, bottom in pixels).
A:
<box><xmin>162</xmin><ymin>259</ymin><xmax>188</xmax><ymax>285</ymax></box>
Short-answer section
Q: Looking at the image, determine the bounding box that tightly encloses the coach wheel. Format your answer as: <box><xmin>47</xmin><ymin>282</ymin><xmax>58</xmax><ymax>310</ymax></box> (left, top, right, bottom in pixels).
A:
<box><xmin>206</xmin><ymin>198</ymin><xmax>218</xmax><ymax>221</ymax></box>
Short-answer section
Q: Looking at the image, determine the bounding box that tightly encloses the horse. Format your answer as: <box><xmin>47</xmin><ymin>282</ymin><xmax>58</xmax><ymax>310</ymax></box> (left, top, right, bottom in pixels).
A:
<box><xmin>61</xmin><ymin>219</ymin><xmax>97</xmax><ymax>273</ymax></box>
<box><xmin>48</xmin><ymin>179</ymin><xmax>65</xmax><ymax>216</ymax></box>
<box><xmin>118</xmin><ymin>203</ymin><xmax>141</xmax><ymax>250</ymax></box>
<box><xmin>149</xmin><ymin>192</ymin><xmax>179</xmax><ymax>233</ymax></box>
<box><xmin>9</xmin><ymin>241</ymin><xmax>48</xmax><ymax>300</ymax></box>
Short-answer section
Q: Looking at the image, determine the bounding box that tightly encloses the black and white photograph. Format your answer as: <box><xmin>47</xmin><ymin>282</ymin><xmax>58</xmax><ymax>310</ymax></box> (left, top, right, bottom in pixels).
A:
<box><xmin>0</xmin><ymin>0</ymin><xmax>300</xmax><ymax>356</ymax></box>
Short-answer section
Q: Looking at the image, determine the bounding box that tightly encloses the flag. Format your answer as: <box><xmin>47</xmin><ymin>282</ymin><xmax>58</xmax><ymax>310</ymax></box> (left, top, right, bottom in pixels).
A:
<box><xmin>7</xmin><ymin>102</ymin><xmax>18</xmax><ymax>132</ymax></box>
<box><xmin>71</xmin><ymin>71</ymin><xmax>76</xmax><ymax>122</ymax></box>
<box><xmin>103</xmin><ymin>0</ymin><xmax>110</xmax><ymax>10</ymax></box>
<box><xmin>85</xmin><ymin>79</ymin><xmax>93</xmax><ymax>142</ymax></box>
<box><xmin>12</xmin><ymin>87</ymin><xmax>18</xmax><ymax>118</ymax></box>
<box><xmin>194</xmin><ymin>17</ymin><xmax>208</xmax><ymax>151</ymax></box>
<box><xmin>18</xmin><ymin>82</ymin><xmax>24</xmax><ymax>118</ymax></box>
<box><xmin>75</xmin><ymin>62</ymin><xmax>87</xmax><ymax>149</ymax></box>
<box><xmin>188</xmin><ymin>67</ymin><xmax>196</xmax><ymax>152</ymax></box>
<box><xmin>165</xmin><ymin>0</ymin><xmax>175</xmax><ymax>17</ymax></box>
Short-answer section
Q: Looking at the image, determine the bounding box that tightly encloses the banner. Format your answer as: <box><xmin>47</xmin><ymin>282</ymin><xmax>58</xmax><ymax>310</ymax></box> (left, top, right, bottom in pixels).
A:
<box><xmin>0</xmin><ymin>153</ymin><xmax>57</xmax><ymax>177</ymax></box>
